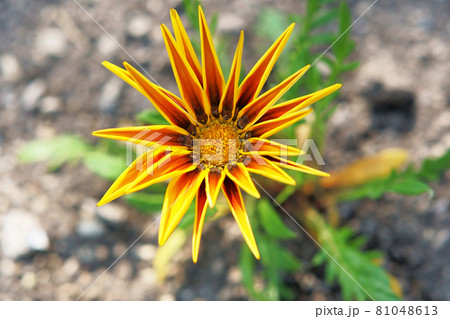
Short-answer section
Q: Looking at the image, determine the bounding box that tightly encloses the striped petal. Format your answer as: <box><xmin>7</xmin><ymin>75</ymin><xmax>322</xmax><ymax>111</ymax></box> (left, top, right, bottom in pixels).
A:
<box><xmin>225</xmin><ymin>163</ymin><xmax>260</xmax><ymax>198</ymax></box>
<box><xmin>123</xmin><ymin>62</ymin><xmax>198</xmax><ymax>132</ymax></box>
<box><xmin>243</xmin><ymin>155</ymin><xmax>295</xmax><ymax>185</ymax></box>
<box><xmin>102</xmin><ymin>61</ymin><xmax>146</xmax><ymax>96</ymax></box>
<box><xmin>199</xmin><ymin>6</ymin><xmax>225</xmax><ymax>116</ymax></box>
<box><xmin>244</xmin><ymin>138</ymin><xmax>303</xmax><ymax>156</ymax></box>
<box><xmin>161</xmin><ymin>24</ymin><xmax>210</xmax><ymax>121</ymax></box>
<box><xmin>205</xmin><ymin>168</ymin><xmax>226</xmax><ymax>207</ymax></box>
<box><xmin>237</xmin><ymin>65</ymin><xmax>309</xmax><ymax>130</ymax></box>
<box><xmin>258</xmin><ymin>84</ymin><xmax>342</xmax><ymax>123</ymax></box>
<box><xmin>103</xmin><ymin>61</ymin><xmax>188</xmax><ymax>114</ymax></box>
<box><xmin>97</xmin><ymin>148</ymin><xmax>172</xmax><ymax>206</ymax></box>
<box><xmin>249</xmin><ymin>109</ymin><xmax>313</xmax><ymax>139</ymax></box>
<box><xmin>159</xmin><ymin>169</ymin><xmax>207</xmax><ymax>245</ymax></box>
<box><xmin>126</xmin><ymin>151</ymin><xmax>196</xmax><ymax>194</ymax></box>
<box><xmin>218</xmin><ymin>31</ymin><xmax>244</xmax><ymax>120</ymax></box>
<box><xmin>170</xmin><ymin>9</ymin><xmax>202</xmax><ymax>83</ymax></box>
<box><xmin>92</xmin><ymin>125</ymin><xmax>192</xmax><ymax>148</ymax></box>
<box><xmin>235</xmin><ymin>23</ymin><xmax>295</xmax><ymax>112</ymax></box>
<box><xmin>222</xmin><ymin>178</ymin><xmax>260</xmax><ymax>259</ymax></box>
<box><xmin>192</xmin><ymin>181</ymin><xmax>208</xmax><ymax>263</ymax></box>
<box><xmin>266</xmin><ymin>155</ymin><xmax>330</xmax><ymax>177</ymax></box>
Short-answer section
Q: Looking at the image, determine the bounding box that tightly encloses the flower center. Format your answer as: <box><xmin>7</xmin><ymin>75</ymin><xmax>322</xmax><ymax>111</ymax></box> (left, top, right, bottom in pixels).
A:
<box><xmin>195</xmin><ymin>119</ymin><xmax>242</xmax><ymax>168</ymax></box>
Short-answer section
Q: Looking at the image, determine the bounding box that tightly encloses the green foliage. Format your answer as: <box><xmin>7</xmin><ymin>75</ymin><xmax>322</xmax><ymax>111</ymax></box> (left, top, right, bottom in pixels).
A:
<box><xmin>18</xmin><ymin>135</ymin><xmax>91</xmax><ymax>171</ymax></box>
<box><xmin>255</xmin><ymin>0</ymin><xmax>357</xmax><ymax>150</ymax></box>
<box><xmin>258</xmin><ymin>198</ymin><xmax>297</xmax><ymax>239</ymax></box>
<box><xmin>182</xmin><ymin>0</ymin><xmax>202</xmax><ymax>32</ymax></box>
<box><xmin>136</xmin><ymin>109</ymin><xmax>168</xmax><ymax>125</ymax></box>
<box><xmin>418</xmin><ymin>149</ymin><xmax>450</xmax><ymax>182</ymax></box>
<box><xmin>239</xmin><ymin>198</ymin><xmax>302</xmax><ymax>300</ymax></box>
<box><xmin>311</xmin><ymin>223</ymin><xmax>401</xmax><ymax>301</ymax></box>
<box><xmin>19</xmin><ymin>135</ymin><xmax>126</xmax><ymax>181</ymax></box>
<box><xmin>125</xmin><ymin>192</ymin><xmax>166</xmax><ymax>214</ymax></box>
<box><xmin>338</xmin><ymin>149</ymin><xmax>450</xmax><ymax>202</ymax></box>
<box><xmin>181</xmin><ymin>0</ymin><xmax>230</xmax><ymax>78</ymax></box>
<box><xmin>84</xmin><ymin>151</ymin><xmax>125</xmax><ymax>181</ymax></box>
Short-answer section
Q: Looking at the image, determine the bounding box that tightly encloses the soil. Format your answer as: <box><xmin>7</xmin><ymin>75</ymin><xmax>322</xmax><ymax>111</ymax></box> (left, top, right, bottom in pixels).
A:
<box><xmin>0</xmin><ymin>0</ymin><xmax>449</xmax><ymax>300</ymax></box>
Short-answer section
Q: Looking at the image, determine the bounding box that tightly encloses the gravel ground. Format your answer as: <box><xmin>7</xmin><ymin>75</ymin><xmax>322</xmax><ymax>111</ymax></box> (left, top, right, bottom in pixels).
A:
<box><xmin>0</xmin><ymin>0</ymin><xmax>449</xmax><ymax>300</ymax></box>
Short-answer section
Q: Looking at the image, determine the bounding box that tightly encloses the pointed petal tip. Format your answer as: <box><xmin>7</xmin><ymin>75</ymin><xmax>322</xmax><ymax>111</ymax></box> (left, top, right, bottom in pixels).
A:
<box><xmin>158</xmin><ymin>234</ymin><xmax>167</xmax><ymax>246</ymax></box>
<box><xmin>96</xmin><ymin>197</ymin><xmax>109</xmax><ymax>207</ymax></box>
<box><xmin>248</xmin><ymin>245</ymin><xmax>260</xmax><ymax>260</ymax></box>
<box><xmin>192</xmin><ymin>246</ymin><xmax>200</xmax><ymax>263</ymax></box>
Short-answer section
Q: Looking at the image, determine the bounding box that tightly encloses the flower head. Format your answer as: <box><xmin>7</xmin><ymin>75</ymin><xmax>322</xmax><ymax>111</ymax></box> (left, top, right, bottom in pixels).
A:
<box><xmin>93</xmin><ymin>7</ymin><xmax>341</xmax><ymax>262</ymax></box>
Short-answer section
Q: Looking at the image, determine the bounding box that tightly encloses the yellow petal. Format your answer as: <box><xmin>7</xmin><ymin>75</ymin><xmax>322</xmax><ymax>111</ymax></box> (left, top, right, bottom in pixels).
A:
<box><xmin>170</xmin><ymin>9</ymin><xmax>202</xmax><ymax>83</ymax></box>
<box><xmin>267</xmin><ymin>155</ymin><xmax>330</xmax><ymax>177</ymax></box>
<box><xmin>244</xmin><ymin>155</ymin><xmax>295</xmax><ymax>185</ymax></box>
<box><xmin>205</xmin><ymin>168</ymin><xmax>226</xmax><ymax>208</ymax></box>
<box><xmin>222</xmin><ymin>178</ymin><xmax>260</xmax><ymax>259</ymax></box>
<box><xmin>126</xmin><ymin>151</ymin><xmax>196</xmax><ymax>194</ymax></box>
<box><xmin>237</xmin><ymin>65</ymin><xmax>310</xmax><ymax>130</ymax></box>
<box><xmin>161</xmin><ymin>24</ymin><xmax>211</xmax><ymax>121</ymax></box>
<box><xmin>250</xmin><ymin>109</ymin><xmax>313</xmax><ymax>139</ymax></box>
<box><xmin>92</xmin><ymin>125</ymin><xmax>191</xmax><ymax>148</ymax></box>
<box><xmin>123</xmin><ymin>62</ymin><xmax>198</xmax><ymax>131</ymax></box>
<box><xmin>159</xmin><ymin>169</ymin><xmax>207</xmax><ymax>245</ymax></box>
<box><xmin>192</xmin><ymin>181</ymin><xmax>208</xmax><ymax>263</ymax></box>
<box><xmin>199</xmin><ymin>6</ymin><xmax>225</xmax><ymax>114</ymax></box>
<box><xmin>97</xmin><ymin>148</ymin><xmax>171</xmax><ymax>206</ymax></box>
<box><xmin>225</xmin><ymin>163</ymin><xmax>260</xmax><ymax>198</ymax></box>
<box><xmin>218</xmin><ymin>31</ymin><xmax>244</xmax><ymax>120</ymax></box>
<box><xmin>235</xmin><ymin>23</ymin><xmax>295</xmax><ymax>111</ymax></box>
<box><xmin>259</xmin><ymin>83</ymin><xmax>342</xmax><ymax>122</ymax></box>
<box><xmin>102</xmin><ymin>61</ymin><xmax>146</xmax><ymax>96</ymax></box>
<box><xmin>244</xmin><ymin>138</ymin><xmax>303</xmax><ymax>156</ymax></box>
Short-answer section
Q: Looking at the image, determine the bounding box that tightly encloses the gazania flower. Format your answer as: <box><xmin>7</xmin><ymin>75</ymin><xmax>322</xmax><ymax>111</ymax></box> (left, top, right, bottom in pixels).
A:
<box><xmin>93</xmin><ymin>7</ymin><xmax>341</xmax><ymax>262</ymax></box>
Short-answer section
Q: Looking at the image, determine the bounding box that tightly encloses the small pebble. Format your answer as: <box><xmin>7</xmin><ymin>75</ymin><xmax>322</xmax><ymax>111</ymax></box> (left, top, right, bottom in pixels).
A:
<box><xmin>35</xmin><ymin>27</ymin><xmax>68</xmax><ymax>57</ymax></box>
<box><xmin>40</xmin><ymin>96</ymin><xmax>62</xmax><ymax>114</ymax></box>
<box><xmin>135</xmin><ymin>244</ymin><xmax>156</xmax><ymax>261</ymax></box>
<box><xmin>96</xmin><ymin>203</ymin><xmax>127</xmax><ymax>226</ymax></box>
<box><xmin>1</xmin><ymin>209</ymin><xmax>50</xmax><ymax>259</ymax></box>
<box><xmin>76</xmin><ymin>219</ymin><xmax>105</xmax><ymax>239</ymax></box>
<box><xmin>0</xmin><ymin>54</ymin><xmax>21</xmax><ymax>83</ymax></box>
<box><xmin>20</xmin><ymin>272</ymin><xmax>37</xmax><ymax>290</ymax></box>
<box><xmin>127</xmin><ymin>12</ymin><xmax>152</xmax><ymax>38</ymax></box>
<box><xmin>22</xmin><ymin>79</ymin><xmax>47</xmax><ymax>111</ymax></box>
<box><xmin>98</xmin><ymin>78</ymin><xmax>123</xmax><ymax>113</ymax></box>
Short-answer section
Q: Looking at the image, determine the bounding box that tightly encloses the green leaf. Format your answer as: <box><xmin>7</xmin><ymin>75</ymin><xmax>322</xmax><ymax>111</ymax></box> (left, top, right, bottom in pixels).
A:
<box><xmin>258</xmin><ymin>198</ymin><xmax>297</xmax><ymax>239</ymax></box>
<box><xmin>125</xmin><ymin>192</ymin><xmax>165</xmax><ymax>214</ymax></box>
<box><xmin>239</xmin><ymin>244</ymin><xmax>256</xmax><ymax>295</ymax></box>
<box><xmin>312</xmin><ymin>220</ymin><xmax>401</xmax><ymax>301</ymax></box>
<box><xmin>309</xmin><ymin>32</ymin><xmax>337</xmax><ymax>45</ymax></box>
<box><xmin>387</xmin><ymin>179</ymin><xmax>430</xmax><ymax>195</ymax></box>
<box><xmin>274</xmin><ymin>247</ymin><xmax>302</xmax><ymax>271</ymax></box>
<box><xmin>182</xmin><ymin>0</ymin><xmax>201</xmax><ymax>31</ymax></box>
<box><xmin>340</xmin><ymin>61</ymin><xmax>360</xmax><ymax>72</ymax></box>
<box><xmin>18</xmin><ymin>135</ymin><xmax>91</xmax><ymax>171</ymax></box>
<box><xmin>83</xmin><ymin>151</ymin><xmax>125</xmax><ymax>181</ymax></box>
<box><xmin>332</xmin><ymin>2</ymin><xmax>353</xmax><ymax>61</ymax></box>
<box><xmin>136</xmin><ymin>109</ymin><xmax>168</xmax><ymax>125</ymax></box>
<box><xmin>311</xmin><ymin>8</ymin><xmax>339</xmax><ymax>28</ymax></box>
<box><xmin>256</xmin><ymin>8</ymin><xmax>288</xmax><ymax>43</ymax></box>
<box><xmin>418</xmin><ymin>149</ymin><xmax>450</xmax><ymax>182</ymax></box>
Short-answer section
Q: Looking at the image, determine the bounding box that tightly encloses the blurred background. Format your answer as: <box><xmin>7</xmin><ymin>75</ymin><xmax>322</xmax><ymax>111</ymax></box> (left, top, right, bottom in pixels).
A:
<box><xmin>0</xmin><ymin>0</ymin><xmax>449</xmax><ymax>300</ymax></box>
